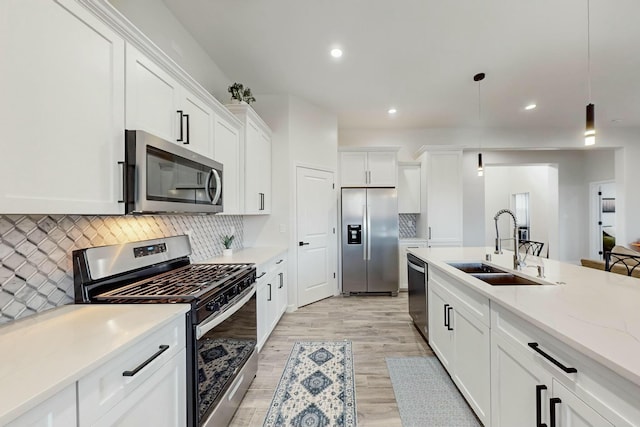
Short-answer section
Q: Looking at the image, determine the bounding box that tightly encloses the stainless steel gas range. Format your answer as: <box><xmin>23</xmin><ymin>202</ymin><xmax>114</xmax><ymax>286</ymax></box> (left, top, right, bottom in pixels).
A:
<box><xmin>73</xmin><ymin>235</ymin><xmax>257</xmax><ymax>427</ymax></box>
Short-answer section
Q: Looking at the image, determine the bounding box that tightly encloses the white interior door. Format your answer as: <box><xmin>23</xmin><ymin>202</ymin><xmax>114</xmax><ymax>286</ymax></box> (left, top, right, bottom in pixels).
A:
<box><xmin>296</xmin><ymin>167</ymin><xmax>336</xmax><ymax>307</ymax></box>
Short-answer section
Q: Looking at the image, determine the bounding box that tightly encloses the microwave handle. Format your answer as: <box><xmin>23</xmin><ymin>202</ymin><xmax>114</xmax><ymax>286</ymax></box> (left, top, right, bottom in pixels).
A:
<box><xmin>207</xmin><ymin>169</ymin><xmax>222</xmax><ymax>205</ymax></box>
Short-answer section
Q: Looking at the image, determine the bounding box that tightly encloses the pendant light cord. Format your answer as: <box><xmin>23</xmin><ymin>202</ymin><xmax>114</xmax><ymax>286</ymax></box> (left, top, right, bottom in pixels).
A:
<box><xmin>587</xmin><ymin>0</ymin><xmax>592</xmax><ymax>102</ymax></box>
<box><xmin>478</xmin><ymin>79</ymin><xmax>482</xmax><ymax>151</ymax></box>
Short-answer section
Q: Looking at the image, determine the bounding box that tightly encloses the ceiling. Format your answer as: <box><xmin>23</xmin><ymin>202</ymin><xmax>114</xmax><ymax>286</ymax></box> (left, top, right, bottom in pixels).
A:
<box><xmin>163</xmin><ymin>0</ymin><xmax>640</xmax><ymax>130</ymax></box>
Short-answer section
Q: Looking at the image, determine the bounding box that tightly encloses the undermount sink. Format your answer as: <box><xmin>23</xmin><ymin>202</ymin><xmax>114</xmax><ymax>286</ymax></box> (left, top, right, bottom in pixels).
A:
<box><xmin>446</xmin><ymin>262</ymin><xmax>506</xmax><ymax>274</ymax></box>
<box><xmin>447</xmin><ymin>262</ymin><xmax>549</xmax><ymax>286</ymax></box>
<box><xmin>470</xmin><ymin>273</ymin><xmax>544</xmax><ymax>286</ymax></box>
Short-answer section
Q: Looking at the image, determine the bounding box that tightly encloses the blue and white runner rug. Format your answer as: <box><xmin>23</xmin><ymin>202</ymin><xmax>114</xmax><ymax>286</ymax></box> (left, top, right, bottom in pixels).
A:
<box><xmin>263</xmin><ymin>341</ymin><xmax>357</xmax><ymax>427</ymax></box>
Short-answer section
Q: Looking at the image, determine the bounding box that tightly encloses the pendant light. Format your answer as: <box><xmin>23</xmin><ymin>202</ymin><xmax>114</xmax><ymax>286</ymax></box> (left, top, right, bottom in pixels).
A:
<box><xmin>584</xmin><ymin>0</ymin><xmax>595</xmax><ymax>146</ymax></box>
<box><xmin>474</xmin><ymin>72</ymin><xmax>486</xmax><ymax>176</ymax></box>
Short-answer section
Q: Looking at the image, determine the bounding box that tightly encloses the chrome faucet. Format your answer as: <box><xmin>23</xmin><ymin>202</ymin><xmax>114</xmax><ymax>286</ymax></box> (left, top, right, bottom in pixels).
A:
<box><xmin>493</xmin><ymin>209</ymin><xmax>524</xmax><ymax>270</ymax></box>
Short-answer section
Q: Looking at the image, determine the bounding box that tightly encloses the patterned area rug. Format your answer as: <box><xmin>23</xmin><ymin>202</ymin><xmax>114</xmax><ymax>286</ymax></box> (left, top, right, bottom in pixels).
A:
<box><xmin>386</xmin><ymin>357</ymin><xmax>481</xmax><ymax>427</ymax></box>
<box><xmin>263</xmin><ymin>341</ymin><xmax>356</xmax><ymax>427</ymax></box>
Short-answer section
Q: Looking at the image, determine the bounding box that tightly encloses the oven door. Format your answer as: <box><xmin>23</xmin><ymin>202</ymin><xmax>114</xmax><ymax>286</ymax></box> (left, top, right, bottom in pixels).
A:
<box><xmin>195</xmin><ymin>287</ymin><xmax>257</xmax><ymax>426</ymax></box>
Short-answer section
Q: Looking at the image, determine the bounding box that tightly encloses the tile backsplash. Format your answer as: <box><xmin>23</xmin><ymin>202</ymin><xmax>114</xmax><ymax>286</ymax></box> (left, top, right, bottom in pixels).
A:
<box><xmin>0</xmin><ymin>214</ymin><xmax>243</xmax><ymax>324</ymax></box>
<box><xmin>399</xmin><ymin>214</ymin><xmax>418</xmax><ymax>238</ymax></box>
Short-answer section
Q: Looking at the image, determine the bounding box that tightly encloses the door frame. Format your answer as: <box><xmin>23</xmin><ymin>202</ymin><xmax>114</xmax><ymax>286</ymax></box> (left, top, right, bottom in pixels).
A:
<box><xmin>589</xmin><ymin>180</ymin><xmax>615</xmax><ymax>260</ymax></box>
<box><xmin>293</xmin><ymin>164</ymin><xmax>338</xmax><ymax>309</ymax></box>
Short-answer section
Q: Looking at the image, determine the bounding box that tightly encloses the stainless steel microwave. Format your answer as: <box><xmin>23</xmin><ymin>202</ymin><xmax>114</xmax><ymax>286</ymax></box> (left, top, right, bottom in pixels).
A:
<box><xmin>123</xmin><ymin>130</ymin><xmax>223</xmax><ymax>214</ymax></box>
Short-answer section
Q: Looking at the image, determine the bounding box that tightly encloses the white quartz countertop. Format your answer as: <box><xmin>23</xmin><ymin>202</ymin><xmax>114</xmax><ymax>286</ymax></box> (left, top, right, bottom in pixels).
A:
<box><xmin>408</xmin><ymin>247</ymin><xmax>640</xmax><ymax>387</ymax></box>
<box><xmin>0</xmin><ymin>304</ymin><xmax>189</xmax><ymax>424</ymax></box>
<box><xmin>198</xmin><ymin>246</ymin><xmax>287</xmax><ymax>266</ymax></box>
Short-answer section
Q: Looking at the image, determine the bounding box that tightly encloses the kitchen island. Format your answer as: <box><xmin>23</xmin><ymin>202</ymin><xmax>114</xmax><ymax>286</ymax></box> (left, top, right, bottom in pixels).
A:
<box><xmin>408</xmin><ymin>247</ymin><xmax>640</xmax><ymax>427</ymax></box>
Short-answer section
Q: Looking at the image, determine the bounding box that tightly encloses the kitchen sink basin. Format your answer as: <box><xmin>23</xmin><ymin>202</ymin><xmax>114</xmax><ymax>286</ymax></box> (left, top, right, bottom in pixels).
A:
<box><xmin>447</xmin><ymin>262</ymin><xmax>506</xmax><ymax>274</ymax></box>
<box><xmin>471</xmin><ymin>273</ymin><xmax>544</xmax><ymax>286</ymax></box>
<box><xmin>447</xmin><ymin>262</ymin><xmax>550</xmax><ymax>286</ymax></box>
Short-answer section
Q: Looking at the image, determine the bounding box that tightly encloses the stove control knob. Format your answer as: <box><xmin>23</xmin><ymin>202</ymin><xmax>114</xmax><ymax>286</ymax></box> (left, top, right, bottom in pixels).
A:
<box><xmin>206</xmin><ymin>302</ymin><xmax>220</xmax><ymax>312</ymax></box>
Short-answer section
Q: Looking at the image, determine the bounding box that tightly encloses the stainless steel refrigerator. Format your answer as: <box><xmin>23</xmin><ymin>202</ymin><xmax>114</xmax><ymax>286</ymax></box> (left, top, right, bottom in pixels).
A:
<box><xmin>341</xmin><ymin>188</ymin><xmax>399</xmax><ymax>295</ymax></box>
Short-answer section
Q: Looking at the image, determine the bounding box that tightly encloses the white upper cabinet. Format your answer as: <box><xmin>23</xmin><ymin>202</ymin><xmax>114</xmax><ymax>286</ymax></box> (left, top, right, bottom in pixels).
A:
<box><xmin>126</xmin><ymin>44</ymin><xmax>213</xmax><ymax>157</ymax></box>
<box><xmin>398</xmin><ymin>163</ymin><xmax>421</xmax><ymax>213</ymax></box>
<box><xmin>125</xmin><ymin>44</ymin><xmax>180</xmax><ymax>143</ymax></box>
<box><xmin>226</xmin><ymin>104</ymin><xmax>272</xmax><ymax>215</ymax></box>
<box><xmin>339</xmin><ymin>150</ymin><xmax>397</xmax><ymax>187</ymax></box>
<box><xmin>0</xmin><ymin>0</ymin><xmax>125</xmax><ymax>215</ymax></box>
<box><xmin>422</xmin><ymin>150</ymin><xmax>463</xmax><ymax>247</ymax></box>
<box><xmin>213</xmin><ymin>115</ymin><xmax>242</xmax><ymax>214</ymax></box>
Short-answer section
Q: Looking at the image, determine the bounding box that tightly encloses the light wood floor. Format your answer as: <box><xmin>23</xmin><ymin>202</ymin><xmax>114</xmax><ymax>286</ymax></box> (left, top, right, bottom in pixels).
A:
<box><xmin>230</xmin><ymin>291</ymin><xmax>432</xmax><ymax>426</ymax></box>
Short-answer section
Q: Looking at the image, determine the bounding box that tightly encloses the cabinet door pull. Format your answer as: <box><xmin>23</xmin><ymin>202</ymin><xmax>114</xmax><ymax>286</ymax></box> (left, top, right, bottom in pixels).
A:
<box><xmin>117</xmin><ymin>161</ymin><xmax>125</xmax><ymax>203</ymax></box>
<box><xmin>122</xmin><ymin>344</ymin><xmax>169</xmax><ymax>377</ymax></box>
<box><xmin>536</xmin><ymin>385</ymin><xmax>548</xmax><ymax>427</ymax></box>
<box><xmin>528</xmin><ymin>343</ymin><xmax>577</xmax><ymax>373</ymax></box>
<box><xmin>299</xmin><ymin>241</ymin><xmax>310</xmax><ymax>246</ymax></box>
<box><xmin>549</xmin><ymin>397</ymin><xmax>561</xmax><ymax>427</ymax></box>
<box><xmin>446</xmin><ymin>305</ymin><xmax>454</xmax><ymax>330</ymax></box>
<box><xmin>183</xmin><ymin>113</ymin><xmax>190</xmax><ymax>144</ymax></box>
<box><xmin>276</xmin><ymin>259</ymin><xmax>284</xmax><ymax>264</ymax></box>
<box><xmin>177</xmin><ymin>110</ymin><xmax>184</xmax><ymax>142</ymax></box>
<box><xmin>428</xmin><ymin>226</ymin><xmax>432</xmax><ymax>239</ymax></box>
<box><xmin>444</xmin><ymin>304</ymin><xmax>450</xmax><ymax>327</ymax></box>
<box><xmin>257</xmin><ymin>272</ymin><xmax>266</xmax><ymax>279</ymax></box>
<box><xmin>279</xmin><ymin>272</ymin><xmax>283</xmax><ymax>288</ymax></box>
<box><xmin>268</xmin><ymin>283</ymin><xmax>272</xmax><ymax>301</ymax></box>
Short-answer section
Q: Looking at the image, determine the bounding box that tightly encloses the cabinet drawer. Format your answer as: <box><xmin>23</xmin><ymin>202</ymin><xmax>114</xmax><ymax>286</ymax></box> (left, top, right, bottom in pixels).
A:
<box><xmin>431</xmin><ymin>268</ymin><xmax>490</xmax><ymax>327</ymax></box>
<box><xmin>491</xmin><ymin>304</ymin><xmax>640</xmax><ymax>426</ymax></box>
<box><xmin>78</xmin><ymin>316</ymin><xmax>186</xmax><ymax>426</ymax></box>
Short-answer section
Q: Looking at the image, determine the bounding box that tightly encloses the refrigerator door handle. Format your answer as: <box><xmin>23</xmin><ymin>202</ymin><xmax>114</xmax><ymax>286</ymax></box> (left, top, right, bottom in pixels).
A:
<box><xmin>366</xmin><ymin>204</ymin><xmax>372</xmax><ymax>261</ymax></box>
<box><xmin>362</xmin><ymin>204</ymin><xmax>367</xmax><ymax>260</ymax></box>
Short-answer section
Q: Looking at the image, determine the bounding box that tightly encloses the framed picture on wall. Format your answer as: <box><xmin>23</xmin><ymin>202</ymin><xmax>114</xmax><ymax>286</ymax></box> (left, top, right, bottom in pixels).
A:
<box><xmin>602</xmin><ymin>198</ymin><xmax>615</xmax><ymax>213</ymax></box>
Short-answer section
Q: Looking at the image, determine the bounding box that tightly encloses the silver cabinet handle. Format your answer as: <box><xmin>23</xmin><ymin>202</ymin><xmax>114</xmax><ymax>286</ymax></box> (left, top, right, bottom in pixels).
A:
<box><xmin>428</xmin><ymin>226</ymin><xmax>432</xmax><ymax>239</ymax></box>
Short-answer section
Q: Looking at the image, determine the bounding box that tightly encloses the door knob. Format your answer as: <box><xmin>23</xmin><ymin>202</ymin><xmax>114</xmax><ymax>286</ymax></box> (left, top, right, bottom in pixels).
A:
<box><xmin>299</xmin><ymin>241</ymin><xmax>310</xmax><ymax>246</ymax></box>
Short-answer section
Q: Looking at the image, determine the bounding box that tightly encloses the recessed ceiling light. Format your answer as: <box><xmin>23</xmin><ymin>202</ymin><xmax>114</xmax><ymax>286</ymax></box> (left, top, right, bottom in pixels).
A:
<box><xmin>525</xmin><ymin>104</ymin><xmax>537</xmax><ymax>110</ymax></box>
<box><xmin>330</xmin><ymin>48</ymin><xmax>343</xmax><ymax>58</ymax></box>
<box><xmin>388</xmin><ymin>108</ymin><xmax>397</xmax><ymax>115</ymax></box>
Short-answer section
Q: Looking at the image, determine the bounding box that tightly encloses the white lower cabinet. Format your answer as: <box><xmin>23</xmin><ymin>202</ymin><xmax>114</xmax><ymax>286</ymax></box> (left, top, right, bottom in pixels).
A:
<box><xmin>491</xmin><ymin>331</ymin><xmax>553</xmax><ymax>427</ymax></box>
<box><xmin>552</xmin><ymin>379</ymin><xmax>614</xmax><ymax>427</ymax></box>
<box><xmin>257</xmin><ymin>272</ymin><xmax>277</xmax><ymax>351</ymax></box>
<box><xmin>275</xmin><ymin>258</ymin><xmax>288</xmax><ymax>319</ymax></box>
<box><xmin>428</xmin><ymin>272</ymin><xmax>490</xmax><ymax>425</ymax></box>
<box><xmin>256</xmin><ymin>253</ymin><xmax>288</xmax><ymax>351</ymax></box>
<box><xmin>6</xmin><ymin>384</ymin><xmax>76</xmax><ymax>427</ymax></box>
<box><xmin>92</xmin><ymin>349</ymin><xmax>186</xmax><ymax>427</ymax></box>
<box><xmin>491</xmin><ymin>305</ymin><xmax>637</xmax><ymax>427</ymax></box>
<box><xmin>78</xmin><ymin>316</ymin><xmax>186</xmax><ymax>426</ymax></box>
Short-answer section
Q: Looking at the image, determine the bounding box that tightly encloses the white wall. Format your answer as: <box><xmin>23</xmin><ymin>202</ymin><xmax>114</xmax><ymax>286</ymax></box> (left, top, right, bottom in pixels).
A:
<box><xmin>247</xmin><ymin>95</ymin><xmax>338</xmax><ymax>310</ymax></box>
<box><xmin>109</xmin><ymin>0</ymin><xmax>231</xmax><ymax>101</ymax></box>
<box><xmin>465</xmin><ymin>150</ymin><xmax>612</xmax><ymax>263</ymax></box>
<box><xmin>484</xmin><ymin>165</ymin><xmax>558</xmax><ymax>258</ymax></box>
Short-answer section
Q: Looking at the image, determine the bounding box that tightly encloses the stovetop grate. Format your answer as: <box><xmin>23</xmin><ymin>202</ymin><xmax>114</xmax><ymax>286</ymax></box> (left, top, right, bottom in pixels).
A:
<box><xmin>95</xmin><ymin>263</ymin><xmax>253</xmax><ymax>300</ymax></box>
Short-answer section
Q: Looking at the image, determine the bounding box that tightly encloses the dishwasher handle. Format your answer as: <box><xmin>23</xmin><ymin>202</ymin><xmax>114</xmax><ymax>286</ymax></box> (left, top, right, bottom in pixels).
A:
<box><xmin>408</xmin><ymin>259</ymin><xmax>425</xmax><ymax>274</ymax></box>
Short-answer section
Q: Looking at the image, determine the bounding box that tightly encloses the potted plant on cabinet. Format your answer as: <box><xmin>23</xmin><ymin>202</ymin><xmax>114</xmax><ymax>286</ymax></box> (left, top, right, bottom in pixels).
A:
<box><xmin>222</xmin><ymin>234</ymin><xmax>234</xmax><ymax>256</ymax></box>
<box><xmin>228</xmin><ymin>82</ymin><xmax>256</xmax><ymax>105</ymax></box>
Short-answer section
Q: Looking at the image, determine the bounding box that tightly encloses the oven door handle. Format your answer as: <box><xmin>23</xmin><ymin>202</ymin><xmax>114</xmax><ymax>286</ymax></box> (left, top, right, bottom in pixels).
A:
<box><xmin>196</xmin><ymin>285</ymin><xmax>256</xmax><ymax>339</ymax></box>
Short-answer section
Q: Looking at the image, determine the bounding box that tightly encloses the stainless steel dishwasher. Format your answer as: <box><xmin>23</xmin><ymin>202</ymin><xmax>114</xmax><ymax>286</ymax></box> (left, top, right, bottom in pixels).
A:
<box><xmin>407</xmin><ymin>253</ymin><xmax>428</xmax><ymax>341</ymax></box>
